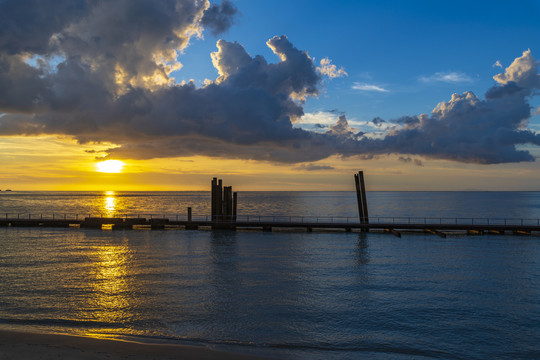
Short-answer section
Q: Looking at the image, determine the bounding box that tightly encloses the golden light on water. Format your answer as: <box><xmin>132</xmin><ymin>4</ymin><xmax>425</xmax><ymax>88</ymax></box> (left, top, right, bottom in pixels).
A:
<box><xmin>89</xmin><ymin>244</ymin><xmax>133</xmax><ymax>325</ymax></box>
<box><xmin>92</xmin><ymin>191</ymin><xmax>129</xmax><ymax>218</ymax></box>
<box><xmin>104</xmin><ymin>195</ymin><xmax>116</xmax><ymax>217</ymax></box>
<box><xmin>96</xmin><ymin>160</ymin><xmax>125</xmax><ymax>173</ymax></box>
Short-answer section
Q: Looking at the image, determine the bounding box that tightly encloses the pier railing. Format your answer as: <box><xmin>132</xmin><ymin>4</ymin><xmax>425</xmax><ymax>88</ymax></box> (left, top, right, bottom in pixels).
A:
<box><xmin>3</xmin><ymin>213</ymin><xmax>540</xmax><ymax>227</ymax></box>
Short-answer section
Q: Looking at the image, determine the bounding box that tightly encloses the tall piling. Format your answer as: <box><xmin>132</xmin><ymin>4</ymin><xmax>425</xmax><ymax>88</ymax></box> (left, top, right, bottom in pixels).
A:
<box><xmin>354</xmin><ymin>171</ymin><xmax>369</xmax><ymax>231</ymax></box>
<box><xmin>217</xmin><ymin>179</ymin><xmax>223</xmax><ymax>220</ymax></box>
<box><xmin>223</xmin><ymin>186</ymin><xmax>232</xmax><ymax>221</ymax></box>
<box><xmin>211</xmin><ymin>178</ymin><xmax>237</xmax><ymax>227</ymax></box>
<box><xmin>359</xmin><ymin>171</ymin><xmax>369</xmax><ymax>225</ymax></box>
<box><xmin>233</xmin><ymin>192</ymin><xmax>237</xmax><ymax>222</ymax></box>
<box><xmin>211</xmin><ymin>178</ymin><xmax>217</xmax><ymax>221</ymax></box>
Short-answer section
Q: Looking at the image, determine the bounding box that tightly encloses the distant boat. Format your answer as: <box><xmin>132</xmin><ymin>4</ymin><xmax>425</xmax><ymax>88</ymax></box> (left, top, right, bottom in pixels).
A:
<box><xmin>5</xmin><ymin>189</ymin><xmax>12</xmax><ymax>191</ymax></box>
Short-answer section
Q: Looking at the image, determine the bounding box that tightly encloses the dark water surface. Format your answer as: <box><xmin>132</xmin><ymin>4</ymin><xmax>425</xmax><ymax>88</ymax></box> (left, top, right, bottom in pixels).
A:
<box><xmin>1</xmin><ymin>192</ymin><xmax>540</xmax><ymax>359</ymax></box>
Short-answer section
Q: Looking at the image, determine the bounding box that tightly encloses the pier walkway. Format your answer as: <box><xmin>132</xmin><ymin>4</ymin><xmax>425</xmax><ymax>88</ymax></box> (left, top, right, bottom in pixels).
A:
<box><xmin>1</xmin><ymin>214</ymin><xmax>540</xmax><ymax>236</ymax></box>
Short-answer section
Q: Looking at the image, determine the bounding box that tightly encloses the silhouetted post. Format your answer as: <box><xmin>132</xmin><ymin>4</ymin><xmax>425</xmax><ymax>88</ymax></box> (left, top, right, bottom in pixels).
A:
<box><xmin>223</xmin><ymin>186</ymin><xmax>232</xmax><ymax>221</ymax></box>
<box><xmin>217</xmin><ymin>179</ymin><xmax>223</xmax><ymax>221</ymax></box>
<box><xmin>355</xmin><ymin>173</ymin><xmax>365</xmax><ymax>223</ymax></box>
<box><xmin>187</xmin><ymin>207</ymin><xmax>192</xmax><ymax>222</ymax></box>
<box><xmin>233</xmin><ymin>192</ymin><xmax>237</xmax><ymax>222</ymax></box>
<box><xmin>354</xmin><ymin>171</ymin><xmax>369</xmax><ymax>231</ymax></box>
<box><xmin>211</xmin><ymin>178</ymin><xmax>217</xmax><ymax>221</ymax></box>
<box><xmin>211</xmin><ymin>178</ymin><xmax>238</xmax><ymax>227</ymax></box>
<box><xmin>359</xmin><ymin>171</ymin><xmax>369</xmax><ymax>225</ymax></box>
<box><xmin>212</xmin><ymin>178</ymin><xmax>225</xmax><ymax>222</ymax></box>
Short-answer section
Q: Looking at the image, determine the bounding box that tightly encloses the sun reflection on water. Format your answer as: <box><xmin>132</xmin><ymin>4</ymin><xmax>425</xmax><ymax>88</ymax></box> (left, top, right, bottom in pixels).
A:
<box><xmin>87</xmin><ymin>243</ymin><xmax>135</xmax><ymax>329</ymax></box>
<box><xmin>104</xmin><ymin>191</ymin><xmax>116</xmax><ymax>217</ymax></box>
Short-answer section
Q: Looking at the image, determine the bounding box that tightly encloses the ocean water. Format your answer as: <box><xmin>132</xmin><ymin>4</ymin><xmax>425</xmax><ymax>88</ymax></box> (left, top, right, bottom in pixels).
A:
<box><xmin>1</xmin><ymin>191</ymin><xmax>540</xmax><ymax>359</ymax></box>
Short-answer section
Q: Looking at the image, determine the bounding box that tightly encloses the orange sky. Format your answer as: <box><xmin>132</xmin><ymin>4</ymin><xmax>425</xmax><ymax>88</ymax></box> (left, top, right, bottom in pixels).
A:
<box><xmin>1</xmin><ymin>135</ymin><xmax>539</xmax><ymax>191</ymax></box>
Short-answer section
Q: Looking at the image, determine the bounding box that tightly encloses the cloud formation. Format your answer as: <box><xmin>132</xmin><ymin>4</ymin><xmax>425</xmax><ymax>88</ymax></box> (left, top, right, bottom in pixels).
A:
<box><xmin>419</xmin><ymin>71</ymin><xmax>473</xmax><ymax>83</ymax></box>
<box><xmin>295</xmin><ymin>163</ymin><xmax>335</xmax><ymax>171</ymax></box>
<box><xmin>201</xmin><ymin>0</ymin><xmax>238</xmax><ymax>36</ymax></box>
<box><xmin>0</xmin><ymin>1</ymin><xmax>539</xmax><ymax>166</ymax></box>
<box><xmin>352</xmin><ymin>82</ymin><xmax>389</xmax><ymax>92</ymax></box>
<box><xmin>359</xmin><ymin>50</ymin><xmax>540</xmax><ymax>163</ymax></box>
<box><xmin>317</xmin><ymin>58</ymin><xmax>347</xmax><ymax>79</ymax></box>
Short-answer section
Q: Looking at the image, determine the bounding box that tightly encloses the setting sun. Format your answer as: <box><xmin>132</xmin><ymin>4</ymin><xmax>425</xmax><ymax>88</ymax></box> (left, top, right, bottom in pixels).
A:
<box><xmin>96</xmin><ymin>160</ymin><xmax>125</xmax><ymax>173</ymax></box>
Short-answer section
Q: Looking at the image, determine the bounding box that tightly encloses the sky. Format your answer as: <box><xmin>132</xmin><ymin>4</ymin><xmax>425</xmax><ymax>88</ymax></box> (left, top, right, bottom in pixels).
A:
<box><xmin>1</xmin><ymin>0</ymin><xmax>540</xmax><ymax>191</ymax></box>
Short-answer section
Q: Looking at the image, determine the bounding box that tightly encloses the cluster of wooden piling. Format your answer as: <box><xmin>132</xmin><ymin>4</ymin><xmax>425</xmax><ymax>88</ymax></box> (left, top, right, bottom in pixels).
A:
<box><xmin>354</xmin><ymin>171</ymin><xmax>369</xmax><ymax>229</ymax></box>
<box><xmin>211</xmin><ymin>177</ymin><xmax>237</xmax><ymax>223</ymax></box>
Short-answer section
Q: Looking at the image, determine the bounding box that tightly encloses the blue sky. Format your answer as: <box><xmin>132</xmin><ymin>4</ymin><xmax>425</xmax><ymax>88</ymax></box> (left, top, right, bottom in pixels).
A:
<box><xmin>176</xmin><ymin>0</ymin><xmax>540</xmax><ymax>123</ymax></box>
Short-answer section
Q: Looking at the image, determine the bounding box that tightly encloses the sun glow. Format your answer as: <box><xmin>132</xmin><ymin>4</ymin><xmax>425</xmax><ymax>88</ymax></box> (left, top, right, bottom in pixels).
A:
<box><xmin>96</xmin><ymin>160</ymin><xmax>125</xmax><ymax>173</ymax></box>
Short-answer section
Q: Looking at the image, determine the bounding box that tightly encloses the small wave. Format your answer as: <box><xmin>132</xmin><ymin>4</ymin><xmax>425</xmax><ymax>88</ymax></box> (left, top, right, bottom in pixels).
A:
<box><xmin>0</xmin><ymin>318</ymin><xmax>123</xmax><ymax>329</ymax></box>
<box><xmin>107</xmin><ymin>333</ymin><xmax>451</xmax><ymax>359</ymax></box>
<box><xmin>0</xmin><ymin>318</ymin><xmax>454</xmax><ymax>359</ymax></box>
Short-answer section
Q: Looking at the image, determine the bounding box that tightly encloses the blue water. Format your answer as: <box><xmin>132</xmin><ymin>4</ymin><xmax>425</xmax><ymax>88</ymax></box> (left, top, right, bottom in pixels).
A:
<box><xmin>1</xmin><ymin>192</ymin><xmax>540</xmax><ymax>359</ymax></box>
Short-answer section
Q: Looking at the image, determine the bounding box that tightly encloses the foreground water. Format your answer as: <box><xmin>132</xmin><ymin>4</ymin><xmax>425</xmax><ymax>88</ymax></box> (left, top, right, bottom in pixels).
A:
<box><xmin>1</xmin><ymin>192</ymin><xmax>540</xmax><ymax>359</ymax></box>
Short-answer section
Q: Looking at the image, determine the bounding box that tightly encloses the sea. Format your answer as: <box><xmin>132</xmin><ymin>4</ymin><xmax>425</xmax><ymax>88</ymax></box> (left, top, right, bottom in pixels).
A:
<box><xmin>1</xmin><ymin>191</ymin><xmax>540</xmax><ymax>359</ymax></box>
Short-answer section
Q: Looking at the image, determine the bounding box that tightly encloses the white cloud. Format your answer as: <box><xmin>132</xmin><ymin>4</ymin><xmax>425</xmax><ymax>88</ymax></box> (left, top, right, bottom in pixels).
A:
<box><xmin>352</xmin><ymin>82</ymin><xmax>389</xmax><ymax>92</ymax></box>
<box><xmin>493</xmin><ymin>49</ymin><xmax>540</xmax><ymax>89</ymax></box>
<box><xmin>419</xmin><ymin>71</ymin><xmax>473</xmax><ymax>84</ymax></box>
<box><xmin>493</xmin><ymin>60</ymin><xmax>503</xmax><ymax>68</ymax></box>
<box><xmin>297</xmin><ymin>111</ymin><xmax>339</xmax><ymax>126</ymax></box>
<box><xmin>297</xmin><ymin>111</ymin><xmax>391</xmax><ymax>136</ymax></box>
<box><xmin>317</xmin><ymin>58</ymin><xmax>347</xmax><ymax>78</ymax></box>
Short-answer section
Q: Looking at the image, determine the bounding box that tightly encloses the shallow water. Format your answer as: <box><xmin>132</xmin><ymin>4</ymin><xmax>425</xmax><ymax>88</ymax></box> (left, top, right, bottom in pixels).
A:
<box><xmin>1</xmin><ymin>192</ymin><xmax>540</xmax><ymax>359</ymax></box>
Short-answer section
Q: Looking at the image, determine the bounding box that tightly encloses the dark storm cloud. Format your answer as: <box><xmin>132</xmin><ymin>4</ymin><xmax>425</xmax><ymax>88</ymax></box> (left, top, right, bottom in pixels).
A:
<box><xmin>0</xmin><ymin>1</ymin><xmax>539</xmax><ymax>165</ymax></box>
<box><xmin>201</xmin><ymin>0</ymin><xmax>237</xmax><ymax>36</ymax></box>
<box><xmin>0</xmin><ymin>0</ymin><xmax>89</xmax><ymax>54</ymax></box>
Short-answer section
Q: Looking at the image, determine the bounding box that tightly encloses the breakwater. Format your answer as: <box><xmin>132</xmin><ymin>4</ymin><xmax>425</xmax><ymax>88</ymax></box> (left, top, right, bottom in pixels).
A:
<box><xmin>2</xmin><ymin>214</ymin><xmax>539</xmax><ymax>237</ymax></box>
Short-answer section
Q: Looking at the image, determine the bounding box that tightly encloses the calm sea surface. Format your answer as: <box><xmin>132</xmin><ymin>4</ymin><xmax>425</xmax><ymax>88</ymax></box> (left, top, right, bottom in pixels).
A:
<box><xmin>1</xmin><ymin>191</ymin><xmax>540</xmax><ymax>359</ymax></box>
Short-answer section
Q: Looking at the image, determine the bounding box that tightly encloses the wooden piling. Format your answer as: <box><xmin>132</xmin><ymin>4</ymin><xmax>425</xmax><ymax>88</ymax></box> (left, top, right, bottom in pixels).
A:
<box><xmin>217</xmin><ymin>179</ymin><xmax>223</xmax><ymax>221</ymax></box>
<box><xmin>186</xmin><ymin>208</ymin><xmax>197</xmax><ymax>229</ymax></box>
<box><xmin>354</xmin><ymin>173</ymin><xmax>364</xmax><ymax>223</ymax></box>
<box><xmin>233</xmin><ymin>192</ymin><xmax>237</xmax><ymax>222</ymax></box>
<box><xmin>211</xmin><ymin>178</ymin><xmax>237</xmax><ymax>228</ymax></box>
<box><xmin>223</xmin><ymin>186</ymin><xmax>232</xmax><ymax>221</ymax></box>
<box><xmin>211</xmin><ymin>178</ymin><xmax>217</xmax><ymax>221</ymax></box>
<box><xmin>359</xmin><ymin>171</ymin><xmax>369</xmax><ymax>225</ymax></box>
<box><xmin>354</xmin><ymin>171</ymin><xmax>369</xmax><ymax>231</ymax></box>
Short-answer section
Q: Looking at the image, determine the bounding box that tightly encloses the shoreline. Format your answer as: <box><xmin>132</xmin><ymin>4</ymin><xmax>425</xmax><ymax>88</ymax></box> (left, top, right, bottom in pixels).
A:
<box><xmin>0</xmin><ymin>329</ymin><xmax>273</xmax><ymax>360</ymax></box>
